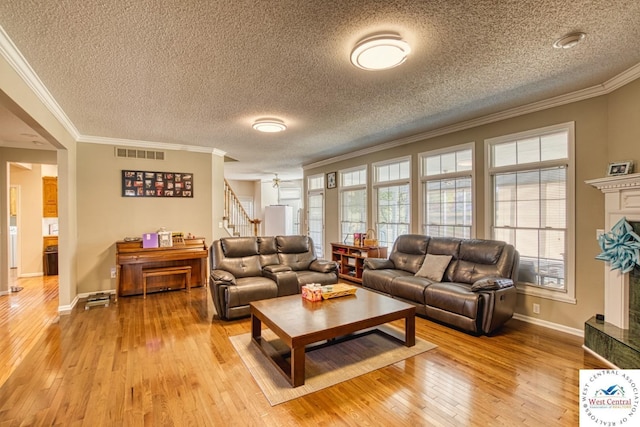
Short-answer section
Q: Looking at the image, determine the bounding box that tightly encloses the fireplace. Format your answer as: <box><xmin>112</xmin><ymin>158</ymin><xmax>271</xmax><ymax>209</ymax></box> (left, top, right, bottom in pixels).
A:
<box><xmin>585</xmin><ymin>174</ymin><xmax>640</xmax><ymax>367</ymax></box>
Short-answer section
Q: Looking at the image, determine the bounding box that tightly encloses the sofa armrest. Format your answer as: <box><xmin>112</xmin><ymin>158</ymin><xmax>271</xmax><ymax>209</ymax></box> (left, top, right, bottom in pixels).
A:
<box><xmin>364</xmin><ymin>258</ymin><xmax>394</xmax><ymax>270</ymax></box>
<box><xmin>471</xmin><ymin>277</ymin><xmax>514</xmax><ymax>291</ymax></box>
<box><xmin>309</xmin><ymin>259</ymin><xmax>338</xmax><ymax>273</ymax></box>
<box><xmin>263</xmin><ymin>264</ymin><xmax>292</xmax><ymax>274</ymax></box>
<box><xmin>211</xmin><ymin>269</ymin><xmax>236</xmax><ymax>285</ymax></box>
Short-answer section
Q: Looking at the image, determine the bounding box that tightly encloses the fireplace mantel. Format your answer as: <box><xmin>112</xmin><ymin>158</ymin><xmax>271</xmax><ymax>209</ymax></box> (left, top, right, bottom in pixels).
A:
<box><xmin>586</xmin><ymin>172</ymin><xmax>640</xmax><ymax>192</ymax></box>
<box><xmin>587</xmin><ymin>172</ymin><xmax>640</xmax><ymax>329</ymax></box>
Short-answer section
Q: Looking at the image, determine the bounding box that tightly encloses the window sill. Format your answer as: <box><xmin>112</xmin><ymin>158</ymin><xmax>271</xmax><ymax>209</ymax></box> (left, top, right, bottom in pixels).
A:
<box><xmin>516</xmin><ymin>283</ymin><xmax>576</xmax><ymax>304</ymax></box>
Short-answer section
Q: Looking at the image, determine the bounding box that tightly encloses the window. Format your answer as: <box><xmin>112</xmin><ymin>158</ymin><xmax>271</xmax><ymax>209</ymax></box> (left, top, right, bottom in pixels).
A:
<box><xmin>485</xmin><ymin>122</ymin><xmax>575</xmax><ymax>303</ymax></box>
<box><xmin>339</xmin><ymin>166</ymin><xmax>367</xmax><ymax>245</ymax></box>
<box><xmin>307</xmin><ymin>174</ymin><xmax>324</xmax><ymax>257</ymax></box>
<box><xmin>420</xmin><ymin>144</ymin><xmax>474</xmax><ymax>238</ymax></box>
<box><xmin>373</xmin><ymin>157</ymin><xmax>410</xmax><ymax>249</ymax></box>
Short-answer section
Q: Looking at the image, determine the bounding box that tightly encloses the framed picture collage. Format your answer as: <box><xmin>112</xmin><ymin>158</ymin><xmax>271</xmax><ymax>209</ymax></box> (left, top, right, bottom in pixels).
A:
<box><xmin>122</xmin><ymin>170</ymin><xmax>194</xmax><ymax>198</ymax></box>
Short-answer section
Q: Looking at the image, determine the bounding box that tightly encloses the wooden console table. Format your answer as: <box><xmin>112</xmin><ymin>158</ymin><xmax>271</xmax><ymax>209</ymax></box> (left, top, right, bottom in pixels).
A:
<box><xmin>115</xmin><ymin>238</ymin><xmax>208</xmax><ymax>300</ymax></box>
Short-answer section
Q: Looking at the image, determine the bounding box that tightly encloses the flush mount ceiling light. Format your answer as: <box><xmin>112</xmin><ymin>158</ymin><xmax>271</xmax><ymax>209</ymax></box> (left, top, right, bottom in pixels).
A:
<box><xmin>252</xmin><ymin>118</ymin><xmax>287</xmax><ymax>133</ymax></box>
<box><xmin>553</xmin><ymin>32</ymin><xmax>586</xmax><ymax>49</ymax></box>
<box><xmin>350</xmin><ymin>33</ymin><xmax>411</xmax><ymax>70</ymax></box>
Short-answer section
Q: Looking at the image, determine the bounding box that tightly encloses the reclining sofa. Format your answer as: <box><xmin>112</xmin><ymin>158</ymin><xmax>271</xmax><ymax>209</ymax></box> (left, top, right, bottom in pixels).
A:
<box><xmin>210</xmin><ymin>235</ymin><xmax>338</xmax><ymax>319</ymax></box>
<box><xmin>362</xmin><ymin>234</ymin><xmax>519</xmax><ymax>335</ymax></box>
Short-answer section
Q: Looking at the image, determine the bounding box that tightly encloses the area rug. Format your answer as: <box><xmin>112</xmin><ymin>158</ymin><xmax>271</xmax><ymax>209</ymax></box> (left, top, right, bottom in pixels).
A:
<box><xmin>229</xmin><ymin>325</ymin><xmax>437</xmax><ymax>405</ymax></box>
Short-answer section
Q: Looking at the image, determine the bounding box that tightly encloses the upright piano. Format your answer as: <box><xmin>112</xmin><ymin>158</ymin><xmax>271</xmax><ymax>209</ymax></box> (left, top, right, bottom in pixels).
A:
<box><xmin>115</xmin><ymin>237</ymin><xmax>208</xmax><ymax>298</ymax></box>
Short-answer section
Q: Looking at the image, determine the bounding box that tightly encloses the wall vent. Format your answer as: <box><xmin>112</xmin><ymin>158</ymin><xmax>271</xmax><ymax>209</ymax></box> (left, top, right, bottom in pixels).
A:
<box><xmin>115</xmin><ymin>147</ymin><xmax>165</xmax><ymax>160</ymax></box>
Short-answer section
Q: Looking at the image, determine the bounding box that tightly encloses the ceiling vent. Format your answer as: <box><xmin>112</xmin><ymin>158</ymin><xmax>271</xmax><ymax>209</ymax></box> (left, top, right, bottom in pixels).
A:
<box><xmin>115</xmin><ymin>147</ymin><xmax>165</xmax><ymax>160</ymax></box>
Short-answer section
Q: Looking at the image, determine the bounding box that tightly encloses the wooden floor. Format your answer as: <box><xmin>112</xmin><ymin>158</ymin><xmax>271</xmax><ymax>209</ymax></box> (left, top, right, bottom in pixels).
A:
<box><xmin>0</xmin><ymin>279</ymin><xmax>606</xmax><ymax>426</ymax></box>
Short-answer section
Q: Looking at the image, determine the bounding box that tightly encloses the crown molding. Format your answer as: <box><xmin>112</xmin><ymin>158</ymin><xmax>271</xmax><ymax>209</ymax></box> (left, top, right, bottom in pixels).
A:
<box><xmin>304</xmin><ymin>62</ymin><xmax>640</xmax><ymax>171</ymax></box>
<box><xmin>0</xmin><ymin>25</ymin><xmax>80</xmax><ymax>140</ymax></box>
<box><xmin>78</xmin><ymin>134</ymin><xmax>225</xmax><ymax>156</ymax></box>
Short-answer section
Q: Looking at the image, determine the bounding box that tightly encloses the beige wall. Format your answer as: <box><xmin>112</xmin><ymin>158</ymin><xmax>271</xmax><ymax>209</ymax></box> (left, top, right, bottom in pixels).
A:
<box><xmin>304</xmin><ymin>84</ymin><xmax>637</xmax><ymax>331</ymax></box>
<box><xmin>10</xmin><ymin>164</ymin><xmax>43</xmax><ymax>275</ymax></box>
<box><xmin>76</xmin><ymin>143</ymin><xmax>215</xmax><ymax>294</ymax></box>
<box><xmin>607</xmin><ymin>78</ymin><xmax>640</xmax><ymax>164</ymax></box>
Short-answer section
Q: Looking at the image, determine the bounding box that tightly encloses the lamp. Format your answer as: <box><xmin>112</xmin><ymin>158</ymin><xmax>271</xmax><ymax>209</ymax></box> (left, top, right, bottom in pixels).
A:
<box><xmin>351</xmin><ymin>33</ymin><xmax>411</xmax><ymax>70</ymax></box>
<box><xmin>252</xmin><ymin>118</ymin><xmax>287</xmax><ymax>133</ymax></box>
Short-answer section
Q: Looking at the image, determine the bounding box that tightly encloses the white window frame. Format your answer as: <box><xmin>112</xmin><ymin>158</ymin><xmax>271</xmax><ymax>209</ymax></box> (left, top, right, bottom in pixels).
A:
<box><xmin>306</xmin><ymin>174</ymin><xmax>325</xmax><ymax>257</ymax></box>
<box><xmin>484</xmin><ymin>122</ymin><xmax>576</xmax><ymax>304</ymax></box>
<box><xmin>372</xmin><ymin>156</ymin><xmax>411</xmax><ymax>249</ymax></box>
<box><xmin>419</xmin><ymin>142</ymin><xmax>475</xmax><ymax>239</ymax></box>
<box><xmin>339</xmin><ymin>165</ymin><xmax>368</xmax><ymax>245</ymax></box>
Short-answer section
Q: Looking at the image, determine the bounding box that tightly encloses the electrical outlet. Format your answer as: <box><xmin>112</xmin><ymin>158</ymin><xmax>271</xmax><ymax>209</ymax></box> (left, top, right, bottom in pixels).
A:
<box><xmin>110</xmin><ymin>267</ymin><xmax>116</xmax><ymax>279</ymax></box>
<box><xmin>533</xmin><ymin>303</ymin><xmax>540</xmax><ymax>314</ymax></box>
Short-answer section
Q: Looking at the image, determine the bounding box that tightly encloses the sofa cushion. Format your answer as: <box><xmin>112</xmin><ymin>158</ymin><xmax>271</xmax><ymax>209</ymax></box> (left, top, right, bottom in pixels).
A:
<box><xmin>427</xmin><ymin>237</ymin><xmax>461</xmax><ymax>281</ymax></box>
<box><xmin>389</xmin><ymin>235</ymin><xmax>428</xmax><ymax>274</ymax></box>
<box><xmin>390</xmin><ymin>276</ymin><xmax>433</xmax><ymax>304</ymax></box>
<box><xmin>459</xmin><ymin>239</ymin><xmax>504</xmax><ymax>264</ymax></box>
<box><xmin>415</xmin><ymin>254</ymin><xmax>453</xmax><ymax>281</ymax></box>
<box><xmin>279</xmin><ymin>252</ymin><xmax>314</xmax><ymax>271</ymax></box>
<box><xmin>296</xmin><ymin>270</ymin><xmax>338</xmax><ymax>287</ymax></box>
<box><xmin>425</xmin><ymin>282</ymin><xmax>479</xmax><ymax>319</ymax></box>
<box><xmin>362</xmin><ymin>269</ymin><xmax>413</xmax><ymax>294</ymax></box>
<box><xmin>225</xmin><ymin>277</ymin><xmax>278</xmax><ymax>307</ymax></box>
<box><xmin>451</xmin><ymin>240</ymin><xmax>513</xmax><ymax>284</ymax></box>
<box><xmin>221</xmin><ymin>237</ymin><xmax>259</xmax><ymax>258</ymax></box>
<box><xmin>276</xmin><ymin>235</ymin><xmax>310</xmax><ymax>253</ymax></box>
<box><xmin>216</xmin><ymin>255</ymin><xmax>262</xmax><ymax>278</ymax></box>
<box><xmin>258</xmin><ymin>236</ymin><xmax>279</xmax><ymax>266</ymax></box>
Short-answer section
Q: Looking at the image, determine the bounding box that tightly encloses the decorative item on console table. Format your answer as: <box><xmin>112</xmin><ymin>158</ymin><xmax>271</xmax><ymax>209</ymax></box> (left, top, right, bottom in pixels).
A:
<box><xmin>331</xmin><ymin>242</ymin><xmax>387</xmax><ymax>284</ymax></box>
<box><xmin>363</xmin><ymin>228</ymin><xmax>378</xmax><ymax>246</ymax></box>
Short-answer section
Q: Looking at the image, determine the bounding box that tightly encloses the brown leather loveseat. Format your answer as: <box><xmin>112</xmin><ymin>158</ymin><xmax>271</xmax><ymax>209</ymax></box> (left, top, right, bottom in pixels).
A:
<box><xmin>210</xmin><ymin>235</ymin><xmax>338</xmax><ymax>319</ymax></box>
<box><xmin>362</xmin><ymin>234</ymin><xmax>519</xmax><ymax>335</ymax></box>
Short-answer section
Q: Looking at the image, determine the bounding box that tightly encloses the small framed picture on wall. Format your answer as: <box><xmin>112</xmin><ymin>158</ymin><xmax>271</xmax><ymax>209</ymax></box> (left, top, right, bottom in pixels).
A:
<box><xmin>327</xmin><ymin>172</ymin><xmax>337</xmax><ymax>189</ymax></box>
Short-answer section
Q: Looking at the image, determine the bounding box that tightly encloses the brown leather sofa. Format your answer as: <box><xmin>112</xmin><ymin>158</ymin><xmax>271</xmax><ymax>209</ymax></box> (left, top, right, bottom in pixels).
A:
<box><xmin>362</xmin><ymin>234</ymin><xmax>519</xmax><ymax>335</ymax></box>
<box><xmin>210</xmin><ymin>235</ymin><xmax>338</xmax><ymax>319</ymax></box>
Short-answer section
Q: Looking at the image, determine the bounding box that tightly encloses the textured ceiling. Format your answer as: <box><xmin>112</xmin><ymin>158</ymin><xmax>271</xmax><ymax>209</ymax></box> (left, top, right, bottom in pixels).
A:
<box><xmin>1</xmin><ymin>0</ymin><xmax>640</xmax><ymax>180</ymax></box>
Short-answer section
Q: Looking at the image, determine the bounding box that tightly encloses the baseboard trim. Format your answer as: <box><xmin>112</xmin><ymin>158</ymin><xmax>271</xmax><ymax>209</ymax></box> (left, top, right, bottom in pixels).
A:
<box><xmin>512</xmin><ymin>313</ymin><xmax>584</xmax><ymax>337</ymax></box>
<box><xmin>76</xmin><ymin>289</ymin><xmax>116</xmax><ymax>299</ymax></box>
<box><xmin>58</xmin><ymin>296</ymin><xmax>79</xmax><ymax>314</ymax></box>
<box><xmin>19</xmin><ymin>272</ymin><xmax>44</xmax><ymax>278</ymax></box>
<box><xmin>582</xmin><ymin>345</ymin><xmax>619</xmax><ymax>369</ymax></box>
<box><xmin>58</xmin><ymin>289</ymin><xmax>117</xmax><ymax>314</ymax></box>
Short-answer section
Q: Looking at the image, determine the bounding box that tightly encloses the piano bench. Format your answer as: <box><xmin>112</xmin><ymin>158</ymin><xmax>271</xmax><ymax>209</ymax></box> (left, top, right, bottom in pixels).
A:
<box><xmin>142</xmin><ymin>266</ymin><xmax>191</xmax><ymax>299</ymax></box>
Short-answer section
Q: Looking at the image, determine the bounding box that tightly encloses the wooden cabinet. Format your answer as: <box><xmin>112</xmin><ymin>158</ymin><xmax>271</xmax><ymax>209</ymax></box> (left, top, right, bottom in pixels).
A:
<box><xmin>43</xmin><ymin>236</ymin><xmax>58</xmax><ymax>250</ymax></box>
<box><xmin>331</xmin><ymin>243</ymin><xmax>387</xmax><ymax>284</ymax></box>
<box><xmin>42</xmin><ymin>177</ymin><xmax>58</xmax><ymax>217</ymax></box>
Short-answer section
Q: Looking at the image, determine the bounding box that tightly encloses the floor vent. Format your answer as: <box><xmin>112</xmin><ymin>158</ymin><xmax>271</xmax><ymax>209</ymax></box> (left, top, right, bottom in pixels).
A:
<box><xmin>115</xmin><ymin>147</ymin><xmax>165</xmax><ymax>160</ymax></box>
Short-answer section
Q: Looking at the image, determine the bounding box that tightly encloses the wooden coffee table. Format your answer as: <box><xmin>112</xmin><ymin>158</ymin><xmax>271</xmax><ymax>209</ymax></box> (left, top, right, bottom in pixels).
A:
<box><xmin>250</xmin><ymin>287</ymin><xmax>416</xmax><ymax>387</ymax></box>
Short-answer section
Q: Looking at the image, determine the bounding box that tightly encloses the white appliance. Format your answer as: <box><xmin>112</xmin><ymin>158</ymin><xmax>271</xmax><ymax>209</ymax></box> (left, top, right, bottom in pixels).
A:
<box><xmin>264</xmin><ymin>205</ymin><xmax>293</xmax><ymax>236</ymax></box>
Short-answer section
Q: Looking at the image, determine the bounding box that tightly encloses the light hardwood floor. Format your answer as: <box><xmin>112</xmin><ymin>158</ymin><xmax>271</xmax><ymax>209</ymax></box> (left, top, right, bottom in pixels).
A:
<box><xmin>0</xmin><ymin>279</ymin><xmax>605</xmax><ymax>426</ymax></box>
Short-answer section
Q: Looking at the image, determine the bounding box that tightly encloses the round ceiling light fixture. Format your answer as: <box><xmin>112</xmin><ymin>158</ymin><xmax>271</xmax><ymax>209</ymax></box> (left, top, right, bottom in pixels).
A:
<box><xmin>252</xmin><ymin>118</ymin><xmax>287</xmax><ymax>133</ymax></box>
<box><xmin>553</xmin><ymin>32</ymin><xmax>586</xmax><ymax>49</ymax></box>
<box><xmin>350</xmin><ymin>33</ymin><xmax>411</xmax><ymax>70</ymax></box>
